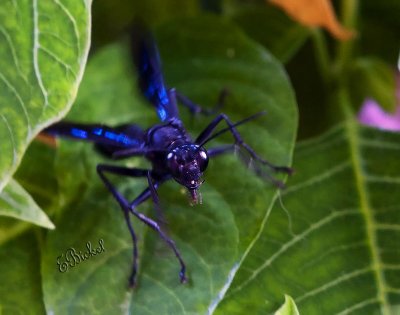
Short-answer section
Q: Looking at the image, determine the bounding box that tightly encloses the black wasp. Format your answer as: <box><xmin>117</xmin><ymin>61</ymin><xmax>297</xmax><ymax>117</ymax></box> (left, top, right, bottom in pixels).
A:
<box><xmin>44</xmin><ymin>27</ymin><xmax>292</xmax><ymax>287</ymax></box>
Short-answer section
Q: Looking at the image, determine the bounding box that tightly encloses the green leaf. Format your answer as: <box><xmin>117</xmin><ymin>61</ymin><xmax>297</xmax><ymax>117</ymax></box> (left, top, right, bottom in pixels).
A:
<box><xmin>0</xmin><ymin>178</ymin><xmax>54</xmax><ymax>229</ymax></box>
<box><xmin>231</xmin><ymin>6</ymin><xmax>310</xmax><ymax>63</ymax></box>
<box><xmin>40</xmin><ymin>16</ymin><xmax>297</xmax><ymax>313</ymax></box>
<box><xmin>275</xmin><ymin>295</ymin><xmax>300</xmax><ymax>315</ymax></box>
<box><xmin>215</xmin><ymin>119</ymin><xmax>400</xmax><ymax>314</ymax></box>
<box><xmin>348</xmin><ymin>57</ymin><xmax>397</xmax><ymax>112</ymax></box>
<box><xmin>0</xmin><ymin>0</ymin><xmax>91</xmax><ymax>193</ymax></box>
<box><xmin>0</xmin><ymin>229</ymin><xmax>45</xmax><ymax>314</ymax></box>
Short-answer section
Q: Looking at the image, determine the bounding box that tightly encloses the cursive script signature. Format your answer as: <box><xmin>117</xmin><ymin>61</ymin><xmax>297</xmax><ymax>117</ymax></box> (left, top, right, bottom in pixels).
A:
<box><xmin>57</xmin><ymin>239</ymin><xmax>105</xmax><ymax>273</ymax></box>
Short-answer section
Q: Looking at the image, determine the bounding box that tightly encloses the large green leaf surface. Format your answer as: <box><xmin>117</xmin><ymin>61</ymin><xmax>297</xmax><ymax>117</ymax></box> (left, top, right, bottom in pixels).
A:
<box><xmin>37</xmin><ymin>17</ymin><xmax>297</xmax><ymax>314</ymax></box>
<box><xmin>0</xmin><ymin>0</ymin><xmax>91</xmax><ymax>193</ymax></box>
<box><xmin>215</xmin><ymin>120</ymin><xmax>400</xmax><ymax>314</ymax></box>
<box><xmin>0</xmin><ymin>229</ymin><xmax>45</xmax><ymax>314</ymax></box>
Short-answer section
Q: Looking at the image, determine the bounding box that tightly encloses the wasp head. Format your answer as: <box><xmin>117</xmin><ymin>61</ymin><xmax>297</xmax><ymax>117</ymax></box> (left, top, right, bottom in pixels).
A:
<box><xmin>166</xmin><ymin>144</ymin><xmax>209</xmax><ymax>204</ymax></box>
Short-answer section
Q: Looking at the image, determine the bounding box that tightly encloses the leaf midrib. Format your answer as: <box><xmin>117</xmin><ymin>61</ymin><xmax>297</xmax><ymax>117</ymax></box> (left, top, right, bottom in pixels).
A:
<box><xmin>343</xmin><ymin>103</ymin><xmax>390</xmax><ymax>315</ymax></box>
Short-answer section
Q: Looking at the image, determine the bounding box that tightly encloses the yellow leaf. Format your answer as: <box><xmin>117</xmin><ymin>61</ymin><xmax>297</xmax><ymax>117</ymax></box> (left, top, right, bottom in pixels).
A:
<box><xmin>269</xmin><ymin>0</ymin><xmax>355</xmax><ymax>40</ymax></box>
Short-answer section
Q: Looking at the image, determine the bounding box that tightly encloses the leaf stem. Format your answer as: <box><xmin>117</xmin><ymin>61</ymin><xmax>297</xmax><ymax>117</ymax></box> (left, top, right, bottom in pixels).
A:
<box><xmin>311</xmin><ymin>28</ymin><xmax>331</xmax><ymax>84</ymax></box>
<box><xmin>336</xmin><ymin>0</ymin><xmax>358</xmax><ymax>79</ymax></box>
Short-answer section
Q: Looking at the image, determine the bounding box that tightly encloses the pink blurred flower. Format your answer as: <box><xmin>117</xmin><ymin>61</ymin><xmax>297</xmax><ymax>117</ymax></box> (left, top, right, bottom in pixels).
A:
<box><xmin>358</xmin><ymin>98</ymin><xmax>400</xmax><ymax>131</ymax></box>
<box><xmin>358</xmin><ymin>72</ymin><xmax>400</xmax><ymax>131</ymax></box>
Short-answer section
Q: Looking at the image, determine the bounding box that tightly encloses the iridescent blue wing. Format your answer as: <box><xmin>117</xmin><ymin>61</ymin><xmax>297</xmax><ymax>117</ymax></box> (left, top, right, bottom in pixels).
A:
<box><xmin>44</xmin><ymin>122</ymin><xmax>144</xmax><ymax>149</ymax></box>
<box><xmin>131</xmin><ymin>27</ymin><xmax>179</xmax><ymax>121</ymax></box>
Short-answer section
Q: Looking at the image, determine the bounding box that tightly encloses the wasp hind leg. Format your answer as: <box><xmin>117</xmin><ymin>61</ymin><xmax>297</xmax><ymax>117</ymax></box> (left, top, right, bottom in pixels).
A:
<box><xmin>96</xmin><ymin>164</ymin><xmax>187</xmax><ymax>287</ymax></box>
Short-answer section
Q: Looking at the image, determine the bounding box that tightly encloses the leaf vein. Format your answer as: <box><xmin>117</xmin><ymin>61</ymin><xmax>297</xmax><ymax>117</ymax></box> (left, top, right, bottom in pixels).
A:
<box><xmin>0</xmin><ymin>72</ymin><xmax>32</xmax><ymax>135</ymax></box>
<box><xmin>365</xmin><ymin>175</ymin><xmax>400</xmax><ymax>184</ymax></box>
<box><xmin>32</xmin><ymin>0</ymin><xmax>49</xmax><ymax>109</ymax></box>
<box><xmin>39</xmin><ymin>45</ymin><xmax>77</xmax><ymax>78</ymax></box>
<box><xmin>344</xmin><ymin>104</ymin><xmax>391</xmax><ymax>314</ymax></box>
<box><xmin>0</xmin><ymin>26</ymin><xmax>28</xmax><ymax>82</ymax></box>
<box><xmin>40</xmin><ymin>30</ymin><xmax>74</xmax><ymax>48</ymax></box>
<box><xmin>283</xmin><ymin>161</ymin><xmax>351</xmax><ymax>195</ymax></box>
<box><xmin>143</xmin><ymin>273</ymin><xmax>188</xmax><ymax>314</ymax></box>
<box><xmin>229</xmin><ymin>208</ymin><xmax>359</xmax><ymax>295</ymax></box>
<box><xmin>360</xmin><ymin>139</ymin><xmax>400</xmax><ymax>151</ymax></box>
<box><xmin>299</xmin><ymin>242</ymin><xmax>366</xmax><ymax>272</ymax></box>
<box><xmin>0</xmin><ymin>114</ymin><xmax>17</xmax><ymax>166</ymax></box>
<box><xmin>334</xmin><ymin>298</ymin><xmax>379</xmax><ymax>315</ymax></box>
<box><xmin>53</xmin><ymin>0</ymin><xmax>81</xmax><ymax>54</ymax></box>
<box><xmin>375</xmin><ymin>223</ymin><xmax>400</xmax><ymax>231</ymax></box>
<box><xmin>296</xmin><ymin>267</ymin><xmax>372</xmax><ymax>303</ymax></box>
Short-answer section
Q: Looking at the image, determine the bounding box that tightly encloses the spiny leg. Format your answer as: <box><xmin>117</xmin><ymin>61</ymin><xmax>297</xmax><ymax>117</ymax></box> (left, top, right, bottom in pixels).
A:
<box><xmin>146</xmin><ymin>170</ymin><xmax>167</xmax><ymax>226</ymax></box>
<box><xmin>207</xmin><ymin>144</ymin><xmax>287</xmax><ymax>188</ymax></box>
<box><xmin>145</xmin><ymin>171</ymin><xmax>187</xmax><ymax>283</ymax></box>
<box><xmin>207</xmin><ymin>144</ymin><xmax>234</xmax><ymax>158</ymax></box>
<box><xmin>111</xmin><ymin>147</ymin><xmax>167</xmax><ymax>160</ymax></box>
<box><xmin>170</xmin><ymin>88</ymin><xmax>229</xmax><ymax>116</ymax></box>
<box><xmin>208</xmin><ymin>144</ymin><xmax>253</xmax><ymax>169</ymax></box>
<box><xmin>96</xmin><ymin>164</ymin><xmax>187</xmax><ymax>285</ymax></box>
<box><xmin>97</xmin><ymin>164</ymin><xmax>167</xmax><ymax>223</ymax></box>
<box><xmin>122</xmin><ymin>209</ymin><xmax>138</xmax><ymax>286</ymax></box>
<box><xmin>196</xmin><ymin>113</ymin><xmax>292</xmax><ymax>173</ymax></box>
<box><xmin>197</xmin><ymin>114</ymin><xmax>292</xmax><ymax>188</ymax></box>
<box><xmin>97</xmin><ymin>164</ymin><xmax>149</xmax><ymax>287</ymax></box>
